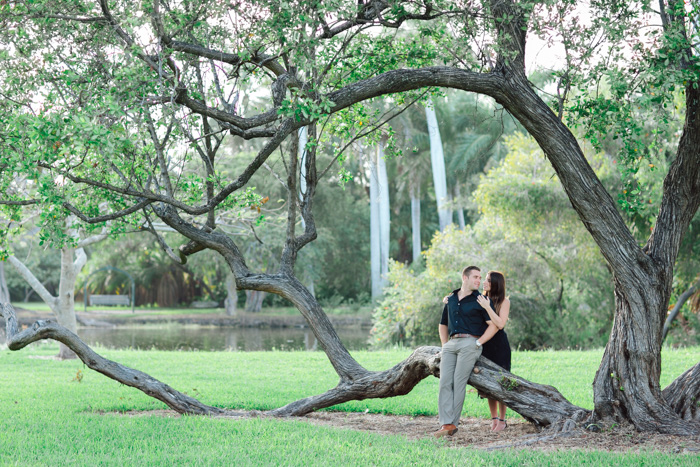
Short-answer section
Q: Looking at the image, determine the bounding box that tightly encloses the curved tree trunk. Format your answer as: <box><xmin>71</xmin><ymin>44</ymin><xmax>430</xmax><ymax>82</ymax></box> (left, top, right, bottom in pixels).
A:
<box><xmin>590</xmin><ymin>280</ymin><xmax>687</xmax><ymax>432</ymax></box>
<box><xmin>224</xmin><ymin>274</ymin><xmax>237</xmax><ymax>316</ymax></box>
<box><xmin>489</xmin><ymin>65</ymin><xmax>700</xmax><ymax>435</ymax></box>
<box><xmin>56</xmin><ymin>248</ymin><xmax>80</xmax><ymax>360</ymax></box>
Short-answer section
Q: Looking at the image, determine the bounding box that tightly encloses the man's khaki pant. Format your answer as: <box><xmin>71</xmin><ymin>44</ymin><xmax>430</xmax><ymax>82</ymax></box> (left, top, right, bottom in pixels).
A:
<box><xmin>438</xmin><ymin>336</ymin><xmax>482</xmax><ymax>426</ymax></box>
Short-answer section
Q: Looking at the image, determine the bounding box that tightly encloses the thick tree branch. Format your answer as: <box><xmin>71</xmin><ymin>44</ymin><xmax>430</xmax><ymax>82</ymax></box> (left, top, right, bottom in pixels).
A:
<box><xmin>279</xmin><ymin>129</ymin><xmax>300</xmax><ymax>274</ymax></box>
<box><xmin>6</xmin><ymin>256</ymin><xmax>57</xmax><ymax>309</ymax></box>
<box><xmin>235</xmin><ymin>273</ymin><xmax>365</xmax><ymax>381</ymax></box>
<box><xmin>497</xmin><ymin>78</ymin><xmax>651</xmax><ymax>286</ymax></box>
<box><xmin>0</xmin><ymin>303</ymin><xmax>223</xmax><ymax>415</ymax></box>
<box><xmin>0</xmin><ymin>199</ymin><xmax>39</xmax><ymax>206</ymax></box>
<box><xmin>271</xmin><ymin>346</ymin><xmax>589</xmax><ymax>428</ymax></box>
<box><xmin>174</xmin><ymin>87</ymin><xmax>279</xmax><ymax>130</ymax></box>
<box><xmin>646</xmin><ymin>85</ymin><xmax>700</xmax><ymax>269</ymax></box>
<box><xmin>63</xmin><ymin>199</ymin><xmax>153</xmax><ymax>224</ymax></box>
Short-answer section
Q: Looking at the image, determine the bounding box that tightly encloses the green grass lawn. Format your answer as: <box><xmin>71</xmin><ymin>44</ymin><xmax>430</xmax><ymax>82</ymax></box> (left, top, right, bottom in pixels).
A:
<box><xmin>0</xmin><ymin>344</ymin><xmax>697</xmax><ymax>465</ymax></box>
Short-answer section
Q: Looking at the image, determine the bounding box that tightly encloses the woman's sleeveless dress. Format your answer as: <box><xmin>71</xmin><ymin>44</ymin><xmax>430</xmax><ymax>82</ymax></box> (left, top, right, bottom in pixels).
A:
<box><xmin>481</xmin><ymin>329</ymin><xmax>511</xmax><ymax>371</ymax></box>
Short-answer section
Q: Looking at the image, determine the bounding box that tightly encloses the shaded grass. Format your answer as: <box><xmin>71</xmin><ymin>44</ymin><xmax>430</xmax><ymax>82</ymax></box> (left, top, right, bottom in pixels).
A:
<box><xmin>0</xmin><ymin>345</ymin><xmax>697</xmax><ymax>465</ymax></box>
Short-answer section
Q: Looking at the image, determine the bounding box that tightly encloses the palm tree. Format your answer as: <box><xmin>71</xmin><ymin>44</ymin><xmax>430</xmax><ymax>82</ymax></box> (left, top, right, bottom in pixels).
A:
<box><xmin>424</xmin><ymin>101</ymin><xmax>452</xmax><ymax>231</ymax></box>
<box><xmin>369</xmin><ymin>139</ymin><xmax>391</xmax><ymax>299</ymax></box>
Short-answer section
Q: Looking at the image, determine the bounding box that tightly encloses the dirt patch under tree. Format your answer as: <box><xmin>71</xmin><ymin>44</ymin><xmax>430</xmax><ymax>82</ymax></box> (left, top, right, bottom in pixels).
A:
<box><xmin>113</xmin><ymin>409</ymin><xmax>700</xmax><ymax>455</ymax></box>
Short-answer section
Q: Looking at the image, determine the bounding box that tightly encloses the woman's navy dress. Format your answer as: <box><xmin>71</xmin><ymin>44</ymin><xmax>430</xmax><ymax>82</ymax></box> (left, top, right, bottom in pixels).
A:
<box><xmin>481</xmin><ymin>329</ymin><xmax>511</xmax><ymax>371</ymax></box>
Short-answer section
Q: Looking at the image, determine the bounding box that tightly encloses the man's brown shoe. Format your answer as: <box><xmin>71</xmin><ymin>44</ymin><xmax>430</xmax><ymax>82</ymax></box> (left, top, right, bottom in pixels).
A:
<box><xmin>433</xmin><ymin>424</ymin><xmax>458</xmax><ymax>437</ymax></box>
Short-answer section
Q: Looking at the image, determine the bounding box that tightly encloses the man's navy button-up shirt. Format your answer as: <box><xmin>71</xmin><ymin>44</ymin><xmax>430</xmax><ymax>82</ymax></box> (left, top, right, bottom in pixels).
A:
<box><xmin>440</xmin><ymin>289</ymin><xmax>491</xmax><ymax>337</ymax></box>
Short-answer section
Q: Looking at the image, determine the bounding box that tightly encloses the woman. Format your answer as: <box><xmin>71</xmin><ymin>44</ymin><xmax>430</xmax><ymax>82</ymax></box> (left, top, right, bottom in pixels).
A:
<box><xmin>442</xmin><ymin>270</ymin><xmax>511</xmax><ymax>432</ymax></box>
<box><xmin>476</xmin><ymin>271</ymin><xmax>511</xmax><ymax>432</ymax></box>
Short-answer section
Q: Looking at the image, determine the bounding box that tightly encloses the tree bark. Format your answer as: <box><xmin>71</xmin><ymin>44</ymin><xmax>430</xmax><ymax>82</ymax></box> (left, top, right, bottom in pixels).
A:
<box><xmin>56</xmin><ymin>247</ymin><xmax>81</xmax><ymax>360</ymax></box>
<box><xmin>297</xmin><ymin>126</ymin><xmax>316</xmax><ymax>299</ymax></box>
<box><xmin>588</xmin><ymin>280</ymin><xmax>694</xmax><ymax>433</ymax></box>
<box><xmin>224</xmin><ymin>274</ymin><xmax>237</xmax><ymax>316</ymax></box>
<box><xmin>488</xmin><ymin>69</ymin><xmax>700</xmax><ymax>435</ymax></box>
<box><xmin>663</xmin><ymin>363</ymin><xmax>700</xmax><ymax>422</ymax></box>
<box><xmin>8</xmin><ymin>238</ymin><xmax>105</xmax><ymax>360</ymax></box>
<box><xmin>270</xmin><ymin>346</ymin><xmax>588</xmax><ymax>428</ymax></box>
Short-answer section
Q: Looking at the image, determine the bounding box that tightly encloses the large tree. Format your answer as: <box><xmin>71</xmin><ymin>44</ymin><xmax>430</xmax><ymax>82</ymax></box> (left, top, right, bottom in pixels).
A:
<box><xmin>1</xmin><ymin>0</ymin><xmax>699</xmax><ymax>435</ymax></box>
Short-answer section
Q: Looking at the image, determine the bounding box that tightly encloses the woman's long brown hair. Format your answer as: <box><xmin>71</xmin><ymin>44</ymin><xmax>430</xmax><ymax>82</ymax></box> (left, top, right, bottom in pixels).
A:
<box><xmin>486</xmin><ymin>271</ymin><xmax>506</xmax><ymax>315</ymax></box>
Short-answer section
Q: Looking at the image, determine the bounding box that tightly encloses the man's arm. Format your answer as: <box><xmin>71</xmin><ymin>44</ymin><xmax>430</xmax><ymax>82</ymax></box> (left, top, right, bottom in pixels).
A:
<box><xmin>439</xmin><ymin>324</ymin><xmax>449</xmax><ymax>345</ymax></box>
<box><xmin>478</xmin><ymin>322</ymin><xmax>499</xmax><ymax>345</ymax></box>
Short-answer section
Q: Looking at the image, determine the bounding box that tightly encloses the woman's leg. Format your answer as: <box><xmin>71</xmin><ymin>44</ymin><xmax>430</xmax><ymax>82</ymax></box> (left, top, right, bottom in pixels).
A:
<box><xmin>494</xmin><ymin>401</ymin><xmax>507</xmax><ymax>432</ymax></box>
<box><xmin>488</xmin><ymin>399</ymin><xmax>498</xmax><ymax>430</ymax></box>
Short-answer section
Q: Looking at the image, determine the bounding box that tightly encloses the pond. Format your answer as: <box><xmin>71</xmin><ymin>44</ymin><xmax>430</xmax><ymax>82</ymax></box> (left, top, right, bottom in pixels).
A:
<box><xmin>0</xmin><ymin>325</ymin><xmax>372</xmax><ymax>352</ymax></box>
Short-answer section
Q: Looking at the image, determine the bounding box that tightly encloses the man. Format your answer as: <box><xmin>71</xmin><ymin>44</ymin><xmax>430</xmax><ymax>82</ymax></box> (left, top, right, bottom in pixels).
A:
<box><xmin>434</xmin><ymin>266</ymin><xmax>499</xmax><ymax>437</ymax></box>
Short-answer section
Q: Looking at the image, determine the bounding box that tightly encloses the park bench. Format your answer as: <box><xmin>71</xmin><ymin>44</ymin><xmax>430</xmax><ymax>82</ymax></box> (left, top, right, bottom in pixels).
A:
<box><xmin>88</xmin><ymin>294</ymin><xmax>131</xmax><ymax>306</ymax></box>
<box><xmin>191</xmin><ymin>300</ymin><xmax>219</xmax><ymax>309</ymax></box>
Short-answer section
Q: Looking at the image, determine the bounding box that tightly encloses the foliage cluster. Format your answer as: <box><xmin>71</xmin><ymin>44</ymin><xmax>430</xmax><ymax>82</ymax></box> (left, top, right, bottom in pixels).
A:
<box><xmin>372</xmin><ymin>133</ymin><xmax>618</xmax><ymax>349</ymax></box>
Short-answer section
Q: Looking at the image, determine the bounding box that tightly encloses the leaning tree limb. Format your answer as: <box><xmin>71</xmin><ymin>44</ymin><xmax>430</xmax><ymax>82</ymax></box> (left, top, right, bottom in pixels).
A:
<box><xmin>663</xmin><ymin>362</ymin><xmax>700</xmax><ymax>422</ymax></box>
<box><xmin>270</xmin><ymin>345</ymin><xmax>589</xmax><ymax>429</ymax></box>
<box><xmin>0</xmin><ymin>303</ymin><xmax>223</xmax><ymax>416</ymax></box>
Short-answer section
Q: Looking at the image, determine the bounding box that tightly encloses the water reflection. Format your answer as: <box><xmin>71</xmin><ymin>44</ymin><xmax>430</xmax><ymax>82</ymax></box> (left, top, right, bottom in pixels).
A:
<box><xmin>0</xmin><ymin>325</ymin><xmax>371</xmax><ymax>352</ymax></box>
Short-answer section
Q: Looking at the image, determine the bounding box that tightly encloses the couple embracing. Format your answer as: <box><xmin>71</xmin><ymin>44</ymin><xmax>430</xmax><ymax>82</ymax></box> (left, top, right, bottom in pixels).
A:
<box><xmin>433</xmin><ymin>266</ymin><xmax>511</xmax><ymax>438</ymax></box>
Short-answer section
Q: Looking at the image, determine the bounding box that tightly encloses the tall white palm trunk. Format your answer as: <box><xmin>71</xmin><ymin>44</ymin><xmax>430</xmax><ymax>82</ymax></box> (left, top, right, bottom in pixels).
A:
<box><xmin>411</xmin><ymin>185</ymin><xmax>421</xmax><ymax>264</ymax></box>
<box><xmin>298</xmin><ymin>126</ymin><xmax>315</xmax><ymax>297</ymax></box>
<box><xmin>425</xmin><ymin>102</ymin><xmax>452</xmax><ymax>231</ymax></box>
<box><xmin>0</xmin><ymin>262</ymin><xmax>10</xmax><ymax>304</ymax></box>
<box><xmin>454</xmin><ymin>183</ymin><xmax>466</xmax><ymax>230</ymax></box>
<box><xmin>369</xmin><ymin>141</ymin><xmax>390</xmax><ymax>299</ymax></box>
<box><xmin>377</xmin><ymin>141</ymin><xmax>390</xmax><ymax>283</ymax></box>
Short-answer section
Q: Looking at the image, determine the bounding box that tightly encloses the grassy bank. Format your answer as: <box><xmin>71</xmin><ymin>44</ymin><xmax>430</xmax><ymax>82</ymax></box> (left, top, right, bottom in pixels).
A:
<box><xmin>1</xmin><ymin>345</ymin><xmax>697</xmax><ymax>465</ymax></box>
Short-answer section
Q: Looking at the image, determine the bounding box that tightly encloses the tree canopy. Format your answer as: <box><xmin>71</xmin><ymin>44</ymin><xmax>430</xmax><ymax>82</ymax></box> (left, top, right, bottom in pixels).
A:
<box><xmin>1</xmin><ymin>0</ymin><xmax>700</xmax><ymax>435</ymax></box>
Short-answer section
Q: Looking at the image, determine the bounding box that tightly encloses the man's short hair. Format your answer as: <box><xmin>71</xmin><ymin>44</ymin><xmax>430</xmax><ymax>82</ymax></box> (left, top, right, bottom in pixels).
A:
<box><xmin>462</xmin><ymin>266</ymin><xmax>480</xmax><ymax>278</ymax></box>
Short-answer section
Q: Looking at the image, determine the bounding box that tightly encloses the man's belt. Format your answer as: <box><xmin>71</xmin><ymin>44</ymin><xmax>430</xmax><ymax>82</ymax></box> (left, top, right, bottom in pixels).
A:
<box><xmin>450</xmin><ymin>333</ymin><xmax>479</xmax><ymax>339</ymax></box>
